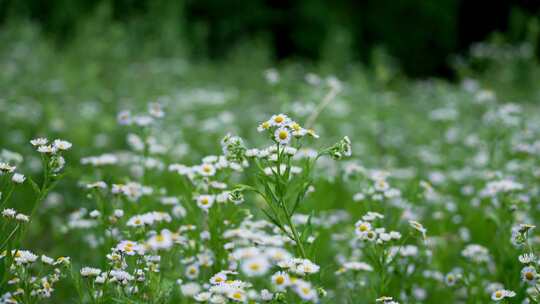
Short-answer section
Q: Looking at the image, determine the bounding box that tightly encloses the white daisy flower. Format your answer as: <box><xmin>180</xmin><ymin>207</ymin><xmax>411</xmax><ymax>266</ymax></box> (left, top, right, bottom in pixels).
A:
<box><xmin>53</xmin><ymin>139</ymin><xmax>72</xmax><ymax>151</ymax></box>
<box><xmin>521</xmin><ymin>266</ymin><xmax>537</xmax><ymax>285</ymax></box>
<box><xmin>147</xmin><ymin>230</ymin><xmax>174</xmax><ymax>250</ymax></box>
<box><xmin>37</xmin><ymin>145</ymin><xmax>58</xmax><ymax>154</ymax></box>
<box><xmin>185</xmin><ymin>264</ymin><xmax>200</xmax><ymax>279</ymax></box>
<box><xmin>196</xmin><ymin>194</ymin><xmax>215</xmax><ymax>210</ymax></box>
<box><xmin>198</xmin><ymin>163</ymin><xmax>216</xmax><ymax>177</ymax></box>
<box><xmin>80</xmin><ymin>267</ymin><xmax>102</xmax><ymax>277</ymax></box>
<box><xmin>30</xmin><ymin>138</ymin><xmax>48</xmax><ymax>146</ymax></box>
<box><xmin>227</xmin><ymin>289</ymin><xmax>247</xmax><ymax>302</ymax></box>
<box><xmin>271</xmin><ymin>271</ymin><xmax>290</xmax><ymax>290</ymax></box>
<box><xmin>181</xmin><ymin>282</ymin><xmax>201</xmax><ymax>297</ymax></box>
<box><xmin>241</xmin><ymin>256</ymin><xmax>270</xmax><ymax>277</ymax></box>
<box><xmin>269</xmin><ymin>114</ymin><xmax>290</xmax><ymax>127</ymax></box>
<box><xmin>274</xmin><ymin>127</ymin><xmax>291</xmax><ymax>145</ymax></box>
<box><xmin>491</xmin><ymin>289</ymin><xmax>515</xmax><ymax>301</ymax></box>
<box><xmin>257</xmin><ymin>120</ymin><xmax>272</xmax><ymax>132</ymax></box>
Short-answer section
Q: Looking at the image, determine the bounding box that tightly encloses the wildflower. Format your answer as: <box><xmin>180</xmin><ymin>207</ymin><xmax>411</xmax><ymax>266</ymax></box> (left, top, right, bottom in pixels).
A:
<box><xmin>2</xmin><ymin>209</ymin><xmax>16</xmax><ymax>218</ymax></box>
<box><xmin>271</xmin><ymin>271</ymin><xmax>290</xmax><ymax>290</ymax></box>
<box><xmin>521</xmin><ymin>266</ymin><xmax>537</xmax><ymax>285</ymax></box>
<box><xmin>41</xmin><ymin>255</ymin><xmax>54</xmax><ymax>265</ymax></box>
<box><xmin>55</xmin><ymin>256</ymin><xmax>71</xmax><ymax>265</ymax></box>
<box><xmin>11</xmin><ymin>173</ymin><xmax>25</xmax><ymax>184</ymax></box>
<box><xmin>53</xmin><ymin>139</ymin><xmax>72</xmax><ymax>151</ymax></box>
<box><xmin>227</xmin><ymin>289</ymin><xmax>247</xmax><ymax>302</ymax></box>
<box><xmin>86</xmin><ymin>181</ymin><xmax>107</xmax><ymax>189</ymax></box>
<box><xmin>376</xmin><ymin>296</ymin><xmax>399</xmax><ymax>304</ymax></box>
<box><xmin>274</xmin><ymin>127</ymin><xmax>291</xmax><ymax>145</ymax></box>
<box><xmin>116</xmin><ymin>240</ymin><xmax>144</xmax><ymax>256</ymax></box>
<box><xmin>289</xmin><ymin>122</ymin><xmax>307</xmax><ymax>137</ymax></box>
<box><xmin>37</xmin><ymin>145</ymin><xmax>58</xmax><ymax>154</ymax></box>
<box><xmin>113</xmin><ymin>209</ymin><xmax>124</xmax><ymax>218</ymax></box>
<box><xmin>444</xmin><ymin>273</ymin><xmax>459</xmax><ymax>286</ymax></box>
<box><xmin>519</xmin><ymin>253</ymin><xmax>536</xmax><ymax>264</ymax></box>
<box><xmin>117</xmin><ymin>110</ymin><xmax>132</xmax><ymax>125</ymax></box>
<box><xmin>15</xmin><ymin>213</ymin><xmax>29</xmax><ymax>222</ymax></box>
<box><xmin>194</xmin><ymin>292</ymin><xmax>211</xmax><ymax>302</ymax></box>
<box><xmin>340</xmin><ymin>261</ymin><xmax>373</xmax><ymax>274</ymax></box>
<box><xmin>80</xmin><ymin>267</ymin><xmax>102</xmax><ymax>277</ymax></box>
<box><xmin>147</xmin><ymin>230</ymin><xmax>174</xmax><ymax>250</ymax></box>
<box><xmin>181</xmin><ymin>282</ymin><xmax>201</xmax><ymax>297</ymax></box>
<box><xmin>0</xmin><ymin>162</ymin><xmax>16</xmax><ymax>173</ymax></box>
<box><xmin>269</xmin><ymin>114</ymin><xmax>289</xmax><ymax>127</ymax></box>
<box><xmin>363</xmin><ymin>212</ymin><xmax>384</xmax><ymax>221</ymax></box>
<box><xmin>306</xmin><ymin>128</ymin><xmax>320</xmax><ymax>139</ymax></box>
<box><xmin>13</xmin><ymin>250</ymin><xmax>38</xmax><ymax>264</ymax></box>
<box><xmin>409</xmin><ymin>220</ymin><xmax>427</xmax><ymax>239</ymax></box>
<box><xmin>210</xmin><ymin>272</ymin><xmax>227</xmax><ymax>285</ymax></box>
<box><xmin>148</xmin><ymin>102</ymin><xmax>164</xmax><ymax>118</ymax></box>
<box><xmin>462</xmin><ymin>244</ymin><xmax>490</xmax><ymax>263</ymax></box>
<box><xmin>109</xmin><ymin>270</ymin><xmax>134</xmax><ymax>284</ymax></box>
<box><xmin>196</xmin><ymin>194</ymin><xmax>215</xmax><ymax>210</ymax></box>
<box><xmin>185</xmin><ymin>264</ymin><xmax>200</xmax><ymax>279</ymax></box>
<box><xmin>197</xmin><ymin>163</ymin><xmax>216</xmax><ymax>177</ymax></box>
<box><xmin>264</xmin><ymin>68</ymin><xmax>280</xmax><ymax>84</ymax></box>
<box><xmin>294</xmin><ymin>281</ymin><xmax>317</xmax><ymax>301</ymax></box>
<box><xmin>30</xmin><ymin>138</ymin><xmax>48</xmax><ymax>146</ymax></box>
<box><xmin>491</xmin><ymin>289</ymin><xmax>516</xmax><ymax>301</ymax></box>
<box><xmin>241</xmin><ymin>256</ymin><xmax>270</xmax><ymax>277</ymax></box>
<box><xmin>261</xmin><ymin>289</ymin><xmax>273</xmax><ymax>301</ymax></box>
<box><xmin>257</xmin><ymin>120</ymin><xmax>271</xmax><ymax>132</ymax></box>
<box><xmin>355</xmin><ymin>220</ymin><xmax>372</xmax><ymax>236</ymax></box>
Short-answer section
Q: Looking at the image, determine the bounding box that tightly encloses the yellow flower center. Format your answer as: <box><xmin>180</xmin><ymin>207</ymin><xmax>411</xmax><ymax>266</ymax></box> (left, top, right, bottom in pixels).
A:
<box><xmin>249</xmin><ymin>263</ymin><xmax>261</xmax><ymax>271</ymax></box>
<box><xmin>495</xmin><ymin>291</ymin><xmax>503</xmax><ymax>298</ymax></box>
<box><xmin>276</xmin><ymin>276</ymin><xmax>285</xmax><ymax>285</ymax></box>
<box><xmin>526</xmin><ymin>272</ymin><xmax>534</xmax><ymax>280</ymax></box>
<box><xmin>274</xmin><ymin>116</ymin><xmax>284</xmax><ymax>123</ymax></box>
<box><xmin>156</xmin><ymin>235</ymin><xmax>164</xmax><ymax>242</ymax></box>
<box><xmin>278</xmin><ymin>130</ymin><xmax>288</xmax><ymax>140</ymax></box>
<box><xmin>233</xmin><ymin>292</ymin><xmax>242</xmax><ymax>299</ymax></box>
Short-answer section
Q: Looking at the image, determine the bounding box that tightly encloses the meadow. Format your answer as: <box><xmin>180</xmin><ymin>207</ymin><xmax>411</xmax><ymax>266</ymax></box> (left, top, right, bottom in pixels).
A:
<box><xmin>1</xmin><ymin>22</ymin><xmax>540</xmax><ymax>304</ymax></box>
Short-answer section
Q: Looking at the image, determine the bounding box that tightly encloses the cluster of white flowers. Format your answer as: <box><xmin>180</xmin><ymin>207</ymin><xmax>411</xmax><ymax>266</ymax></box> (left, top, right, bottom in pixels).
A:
<box><xmin>354</xmin><ymin>212</ymin><xmax>402</xmax><ymax>244</ymax></box>
<box><xmin>126</xmin><ymin>211</ymin><xmax>172</xmax><ymax>227</ymax></box>
<box><xmin>461</xmin><ymin>244</ymin><xmax>491</xmax><ymax>264</ymax></box>
<box><xmin>257</xmin><ymin>113</ymin><xmax>319</xmax><ymax>146</ymax></box>
<box><xmin>1</xmin><ymin>208</ymin><xmax>29</xmax><ymax>222</ymax></box>
<box><xmin>30</xmin><ymin>138</ymin><xmax>72</xmax><ymax>154</ymax></box>
<box><xmin>0</xmin><ymin>250</ymin><xmax>70</xmax><ymax>301</ymax></box>
<box><xmin>111</xmin><ymin>182</ymin><xmax>153</xmax><ymax>202</ymax></box>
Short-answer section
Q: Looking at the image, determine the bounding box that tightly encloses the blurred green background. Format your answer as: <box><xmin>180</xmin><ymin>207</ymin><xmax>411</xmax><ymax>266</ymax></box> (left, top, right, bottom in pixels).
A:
<box><xmin>1</xmin><ymin>0</ymin><xmax>540</xmax><ymax>77</ymax></box>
